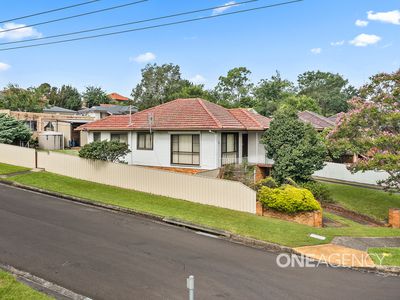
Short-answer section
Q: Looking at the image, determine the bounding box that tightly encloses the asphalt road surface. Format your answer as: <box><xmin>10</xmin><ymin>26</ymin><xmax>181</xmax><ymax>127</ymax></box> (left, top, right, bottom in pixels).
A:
<box><xmin>0</xmin><ymin>183</ymin><xmax>399</xmax><ymax>300</ymax></box>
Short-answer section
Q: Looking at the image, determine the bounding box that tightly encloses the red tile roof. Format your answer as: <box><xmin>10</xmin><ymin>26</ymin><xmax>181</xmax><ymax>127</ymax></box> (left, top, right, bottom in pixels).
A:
<box><xmin>78</xmin><ymin>98</ymin><xmax>271</xmax><ymax>131</ymax></box>
<box><xmin>298</xmin><ymin>110</ymin><xmax>335</xmax><ymax>130</ymax></box>
<box><xmin>108</xmin><ymin>93</ymin><xmax>130</xmax><ymax>101</ymax></box>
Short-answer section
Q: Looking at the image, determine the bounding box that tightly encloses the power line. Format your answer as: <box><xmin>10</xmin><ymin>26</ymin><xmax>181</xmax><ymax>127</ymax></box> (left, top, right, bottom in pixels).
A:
<box><xmin>0</xmin><ymin>0</ymin><xmax>101</xmax><ymax>24</ymax></box>
<box><xmin>0</xmin><ymin>0</ymin><xmax>148</xmax><ymax>34</ymax></box>
<box><xmin>0</xmin><ymin>0</ymin><xmax>259</xmax><ymax>46</ymax></box>
<box><xmin>0</xmin><ymin>0</ymin><xmax>303</xmax><ymax>52</ymax></box>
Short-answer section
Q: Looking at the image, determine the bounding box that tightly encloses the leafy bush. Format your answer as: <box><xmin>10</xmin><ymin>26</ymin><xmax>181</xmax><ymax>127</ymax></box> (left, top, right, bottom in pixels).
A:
<box><xmin>79</xmin><ymin>140</ymin><xmax>131</xmax><ymax>163</ymax></box>
<box><xmin>0</xmin><ymin>113</ymin><xmax>32</xmax><ymax>144</ymax></box>
<box><xmin>300</xmin><ymin>181</ymin><xmax>334</xmax><ymax>203</ymax></box>
<box><xmin>253</xmin><ymin>177</ymin><xmax>278</xmax><ymax>191</ymax></box>
<box><xmin>257</xmin><ymin>185</ymin><xmax>321</xmax><ymax>213</ymax></box>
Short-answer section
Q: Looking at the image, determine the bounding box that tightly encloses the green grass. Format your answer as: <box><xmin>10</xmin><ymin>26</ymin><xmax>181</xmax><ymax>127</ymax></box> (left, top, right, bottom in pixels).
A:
<box><xmin>0</xmin><ymin>163</ymin><xmax>29</xmax><ymax>175</ymax></box>
<box><xmin>368</xmin><ymin>248</ymin><xmax>400</xmax><ymax>266</ymax></box>
<box><xmin>5</xmin><ymin>171</ymin><xmax>400</xmax><ymax>247</ymax></box>
<box><xmin>0</xmin><ymin>270</ymin><xmax>51</xmax><ymax>300</ymax></box>
<box><xmin>52</xmin><ymin>149</ymin><xmax>79</xmax><ymax>156</ymax></box>
<box><xmin>325</xmin><ymin>183</ymin><xmax>400</xmax><ymax>222</ymax></box>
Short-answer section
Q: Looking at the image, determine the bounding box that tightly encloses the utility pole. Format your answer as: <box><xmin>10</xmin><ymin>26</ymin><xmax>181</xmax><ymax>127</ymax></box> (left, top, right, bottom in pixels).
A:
<box><xmin>186</xmin><ymin>275</ymin><xmax>194</xmax><ymax>300</ymax></box>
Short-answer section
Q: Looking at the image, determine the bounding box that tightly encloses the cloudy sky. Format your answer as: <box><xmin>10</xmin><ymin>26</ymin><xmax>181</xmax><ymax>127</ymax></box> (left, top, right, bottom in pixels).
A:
<box><xmin>0</xmin><ymin>0</ymin><xmax>399</xmax><ymax>95</ymax></box>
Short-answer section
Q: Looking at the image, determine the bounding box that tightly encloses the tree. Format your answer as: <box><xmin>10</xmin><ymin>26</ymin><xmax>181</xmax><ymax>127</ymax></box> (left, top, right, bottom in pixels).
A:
<box><xmin>253</xmin><ymin>71</ymin><xmax>294</xmax><ymax>116</ymax></box>
<box><xmin>0</xmin><ymin>113</ymin><xmax>32</xmax><ymax>144</ymax></box>
<box><xmin>328</xmin><ymin>70</ymin><xmax>400</xmax><ymax>192</ymax></box>
<box><xmin>47</xmin><ymin>85</ymin><xmax>81</xmax><ymax>110</ymax></box>
<box><xmin>82</xmin><ymin>86</ymin><xmax>110</xmax><ymax>108</ymax></box>
<box><xmin>0</xmin><ymin>84</ymin><xmax>44</xmax><ymax>112</ymax></box>
<box><xmin>297</xmin><ymin>71</ymin><xmax>356</xmax><ymax>116</ymax></box>
<box><xmin>79</xmin><ymin>140</ymin><xmax>131</xmax><ymax>163</ymax></box>
<box><xmin>278</xmin><ymin>94</ymin><xmax>321</xmax><ymax>113</ymax></box>
<box><xmin>131</xmin><ymin>63</ymin><xmax>188</xmax><ymax>110</ymax></box>
<box><xmin>262</xmin><ymin>109</ymin><xmax>327</xmax><ymax>183</ymax></box>
<box><xmin>214</xmin><ymin>67</ymin><xmax>254</xmax><ymax>107</ymax></box>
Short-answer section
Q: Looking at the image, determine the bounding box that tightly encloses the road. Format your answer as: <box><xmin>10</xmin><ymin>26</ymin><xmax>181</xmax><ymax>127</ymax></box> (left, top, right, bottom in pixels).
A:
<box><xmin>0</xmin><ymin>183</ymin><xmax>398</xmax><ymax>300</ymax></box>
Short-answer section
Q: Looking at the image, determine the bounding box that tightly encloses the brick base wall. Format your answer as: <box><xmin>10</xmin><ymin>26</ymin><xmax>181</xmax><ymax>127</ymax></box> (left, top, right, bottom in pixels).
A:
<box><xmin>389</xmin><ymin>208</ymin><xmax>400</xmax><ymax>228</ymax></box>
<box><xmin>256</xmin><ymin>201</ymin><xmax>322</xmax><ymax>227</ymax></box>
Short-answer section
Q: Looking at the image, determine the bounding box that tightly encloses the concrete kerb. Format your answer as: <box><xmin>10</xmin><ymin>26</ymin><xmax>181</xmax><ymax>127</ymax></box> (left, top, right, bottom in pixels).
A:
<box><xmin>0</xmin><ymin>263</ymin><xmax>92</xmax><ymax>300</ymax></box>
<box><xmin>0</xmin><ymin>179</ymin><xmax>398</xmax><ymax>276</ymax></box>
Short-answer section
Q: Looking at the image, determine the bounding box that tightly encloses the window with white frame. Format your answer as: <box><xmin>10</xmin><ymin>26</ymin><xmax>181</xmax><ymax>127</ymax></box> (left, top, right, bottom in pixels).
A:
<box><xmin>110</xmin><ymin>133</ymin><xmax>128</xmax><ymax>144</ymax></box>
<box><xmin>171</xmin><ymin>134</ymin><xmax>200</xmax><ymax>165</ymax></box>
<box><xmin>93</xmin><ymin>132</ymin><xmax>101</xmax><ymax>142</ymax></box>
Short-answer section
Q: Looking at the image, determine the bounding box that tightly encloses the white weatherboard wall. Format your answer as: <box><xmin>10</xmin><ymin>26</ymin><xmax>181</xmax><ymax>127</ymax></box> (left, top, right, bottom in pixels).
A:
<box><xmin>0</xmin><ymin>144</ymin><xmax>36</xmax><ymax>168</ymax></box>
<box><xmin>314</xmin><ymin>162</ymin><xmax>390</xmax><ymax>185</ymax></box>
<box><xmin>36</xmin><ymin>151</ymin><xmax>256</xmax><ymax>213</ymax></box>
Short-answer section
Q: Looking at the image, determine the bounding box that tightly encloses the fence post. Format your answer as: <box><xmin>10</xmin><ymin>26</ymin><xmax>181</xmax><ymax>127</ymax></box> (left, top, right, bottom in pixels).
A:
<box><xmin>186</xmin><ymin>275</ymin><xmax>194</xmax><ymax>300</ymax></box>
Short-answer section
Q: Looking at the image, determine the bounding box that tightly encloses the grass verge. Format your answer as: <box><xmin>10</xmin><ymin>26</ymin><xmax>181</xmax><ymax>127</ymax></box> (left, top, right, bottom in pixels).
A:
<box><xmin>5</xmin><ymin>171</ymin><xmax>400</xmax><ymax>248</ymax></box>
<box><xmin>325</xmin><ymin>182</ymin><xmax>400</xmax><ymax>222</ymax></box>
<box><xmin>51</xmin><ymin>149</ymin><xmax>79</xmax><ymax>156</ymax></box>
<box><xmin>0</xmin><ymin>163</ymin><xmax>29</xmax><ymax>175</ymax></box>
<box><xmin>368</xmin><ymin>248</ymin><xmax>400</xmax><ymax>267</ymax></box>
<box><xmin>0</xmin><ymin>270</ymin><xmax>51</xmax><ymax>300</ymax></box>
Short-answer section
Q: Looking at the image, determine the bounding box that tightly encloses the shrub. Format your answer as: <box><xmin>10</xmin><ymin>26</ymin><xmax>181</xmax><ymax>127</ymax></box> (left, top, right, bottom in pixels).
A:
<box><xmin>257</xmin><ymin>185</ymin><xmax>321</xmax><ymax>213</ymax></box>
<box><xmin>79</xmin><ymin>140</ymin><xmax>131</xmax><ymax>163</ymax></box>
<box><xmin>300</xmin><ymin>181</ymin><xmax>334</xmax><ymax>203</ymax></box>
<box><xmin>253</xmin><ymin>177</ymin><xmax>278</xmax><ymax>191</ymax></box>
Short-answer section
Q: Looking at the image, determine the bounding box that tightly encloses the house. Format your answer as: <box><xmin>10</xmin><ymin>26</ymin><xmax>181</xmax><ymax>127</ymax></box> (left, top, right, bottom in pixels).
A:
<box><xmin>43</xmin><ymin>106</ymin><xmax>77</xmax><ymax>115</ymax></box>
<box><xmin>77</xmin><ymin>98</ymin><xmax>272</xmax><ymax>170</ymax></box>
<box><xmin>327</xmin><ymin>112</ymin><xmax>344</xmax><ymax>124</ymax></box>
<box><xmin>0</xmin><ymin>109</ymin><xmax>94</xmax><ymax>148</ymax></box>
<box><xmin>298</xmin><ymin>110</ymin><xmax>335</xmax><ymax>131</ymax></box>
<box><xmin>108</xmin><ymin>93</ymin><xmax>131</xmax><ymax>104</ymax></box>
<box><xmin>79</xmin><ymin>104</ymin><xmax>137</xmax><ymax>120</ymax></box>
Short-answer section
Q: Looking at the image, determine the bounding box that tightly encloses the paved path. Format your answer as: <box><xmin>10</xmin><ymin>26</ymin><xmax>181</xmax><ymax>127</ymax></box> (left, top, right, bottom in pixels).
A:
<box><xmin>0</xmin><ymin>184</ymin><xmax>399</xmax><ymax>300</ymax></box>
<box><xmin>332</xmin><ymin>237</ymin><xmax>400</xmax><ymax>251</ymax></box>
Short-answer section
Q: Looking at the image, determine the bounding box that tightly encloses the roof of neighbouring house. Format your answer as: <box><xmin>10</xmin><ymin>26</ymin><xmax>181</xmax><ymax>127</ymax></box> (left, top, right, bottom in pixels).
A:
<box><xmin>327</xmin><ymin>112</ymin><xmax>345</xmax><ymax>123</ymax></box>
<box><xmin>108</xmin><ymin>93</ymin><xmax>130</xmax><ymax>101</ymax></box>
<box><xmin>77</xmin><ymin>98</ymin><xmax>271</xmax><ymax>131</ymax></box>
<box><xmin>298</xmin><ymin>110</ymin><xmax>335</xmax><ymax>130</ymax></box>
<box><xmin>43</xmin><ymin>106</ymin><xmax>77</xmax><ymax>114</ymax></box>
<box><xmin>79</xmin><ymin>105</ymin><xmax>137</xmax><ymax>116</ymax></box>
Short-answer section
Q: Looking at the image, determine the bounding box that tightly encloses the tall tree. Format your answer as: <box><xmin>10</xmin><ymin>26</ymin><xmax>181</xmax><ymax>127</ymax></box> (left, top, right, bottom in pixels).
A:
<box><xmin>297</xmin><ymin>71</ymin><xmax>356</xmax><ymax>116</ymax></box>
<box><xmin>131</xmin><ymin>63</ymin><xmax>187</xmax><ymax>110</ymax></box>
<box><xmin>0</xmin><ymin>84</ymin><xmax>44</xmax><ymax>112</ymax></box>
<box><xmin>83</xmin><ymin>86</ymin><xmax>110</xmax><ymax>108</ymax></box>
<box><xmin>48</xmin><ymin>85</ymin><xmax>82</xmax><ymax>110</ymax></box>
<box><xmin>0</xmin><ymin>113</ymin><xmax>32</xmax><ymax>144</ymax></box>
<box><xmin>253</xmin><ymin>71</ymin><xmax>294</xmax><ymax>116</ymax></box>
<box><xmin>279</xmin><ymin>94</ymin><xmax>321</xmax><ymax>113</ymax></box>
<box><xmin>169</xmin><ymin>82</ymin><xmax>215</xmax><ymax>101</ymax></box>
<box><xmin>328</xmin><ymin>70</ymin><xmax>400</xmax><ymax>192</ymax></box>
<box><xmin>262</xmin><ymin>108</ymin><xmax>327</xmax><ymax>183</ymax></box>
<box><xmin>214</xmin><ymin>67</ymin><xmax>254</xmax><ymax>107</ymax></box>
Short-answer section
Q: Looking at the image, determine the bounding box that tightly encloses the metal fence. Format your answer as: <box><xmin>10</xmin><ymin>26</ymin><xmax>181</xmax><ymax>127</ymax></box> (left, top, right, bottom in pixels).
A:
<box><xmin>0</xmin><ymin>144</ymin><xmax>256</xmax><ymax>213</ymax></box>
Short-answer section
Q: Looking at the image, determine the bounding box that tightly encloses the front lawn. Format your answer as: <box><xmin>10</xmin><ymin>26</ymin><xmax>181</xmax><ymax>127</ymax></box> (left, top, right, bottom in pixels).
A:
<box><xmin>5</xmin><ymin>171</ymin><xmax>400</xmax><ymax>248</ymax></box>
<box><xmin>368</xmin><ymin>248</ymin><xmax>400</xmax><ymax>267</ymax></box>
<box><xmin>325</xmin><ymin>182</ymin><xmax>400</xmax><ymax>222</ymax></box>
<box><xmin>0</xmin><ymin>163</ymin><xmax>29</xmax><ymax>175</ymax></box>
<box><xmin>52</xmin><ymin>149</ymin><xmax>79</xmax><ymax>156</ymax></box>
<box><xmin>0</xmin><ymin>270</ymin><xmax>51</xmax><ymax>300</ymax></box>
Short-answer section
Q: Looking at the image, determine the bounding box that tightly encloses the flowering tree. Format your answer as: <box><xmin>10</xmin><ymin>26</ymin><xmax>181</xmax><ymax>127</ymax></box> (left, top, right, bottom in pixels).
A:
<box><xmin>328</xmin><ymin>70</ymin><xmax>400</xmax><ymax>192</ymax></box>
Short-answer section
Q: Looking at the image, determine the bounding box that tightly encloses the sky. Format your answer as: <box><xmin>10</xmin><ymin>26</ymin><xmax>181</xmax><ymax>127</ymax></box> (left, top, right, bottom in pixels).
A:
<box><xmin>0</xmin><ymin>0</ymin><xmax>399</xmax><ymax>96</ymax></box>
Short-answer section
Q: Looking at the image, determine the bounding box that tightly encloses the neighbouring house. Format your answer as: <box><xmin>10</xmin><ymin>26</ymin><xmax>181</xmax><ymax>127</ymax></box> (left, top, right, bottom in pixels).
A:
<box><xmin>298</xmin><ymin>110</ymin><xmax>335</xmax><ymax>131</ymax></box>
<box><xmin>43</xmin><ymin>106</ymin><xmax>77</xmax><ymax>115</ymax></box>
<box><xmin>108</xmin><ymin>92</ymin><xmax>131</xmax><ymax>104</ymax></box>
<box><xmin>327</xmin><ymin>112</ymin><xmax>344</xmax><ymax>124</ymax></box>
<box><xmin>0</xmin><ymin>109</ymin><xmax>94</xmax><ymax>148</ymax></box>
<box><xmin>77</xmin><ymin>98</ymin><xmax>272</xmax><ymax>170</ymax></box>
<box><xmin>79</xmin><ymin>104</ymin><xmax>137</xmax><ymax>120</ymax></box>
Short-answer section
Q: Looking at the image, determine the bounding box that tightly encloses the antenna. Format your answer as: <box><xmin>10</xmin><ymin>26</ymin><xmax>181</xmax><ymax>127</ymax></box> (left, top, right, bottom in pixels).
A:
<box><xmin>147</xmin><ymin>112</ymin><xmax>154</xmax><ymax>134</ymax></box>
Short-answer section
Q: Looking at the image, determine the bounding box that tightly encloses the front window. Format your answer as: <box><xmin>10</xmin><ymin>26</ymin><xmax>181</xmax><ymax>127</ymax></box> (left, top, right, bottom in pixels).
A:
<box><xmin>93</xmin><ymin>132</ymin><xmax>101</xmax><ymax>142</ymax></box>
<box><xmin>171</xmin><ymin>134</ymin><xmax>200</xmax><ymax>165</ymax></box>
<box><xmin>137</xmin><ymin>132</ymin><xmax>153</xmax><ymax>150</ymax></box>
<box><xmin>221</xmin><ymin>133</ymin><xmax>238</xmax><ymax>165</ymax></box>
<box><xmin>110</xmin><ymin>133</ymin><xmax>128</xmax><ymax>143</ymax></box>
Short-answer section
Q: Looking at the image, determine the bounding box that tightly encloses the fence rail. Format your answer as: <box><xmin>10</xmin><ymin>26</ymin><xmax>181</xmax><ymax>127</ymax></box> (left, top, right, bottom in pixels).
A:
<box><xmin>0</xmin><ymin>144</ymin><xmax>256</xmax><ymax>213</ymax></box>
